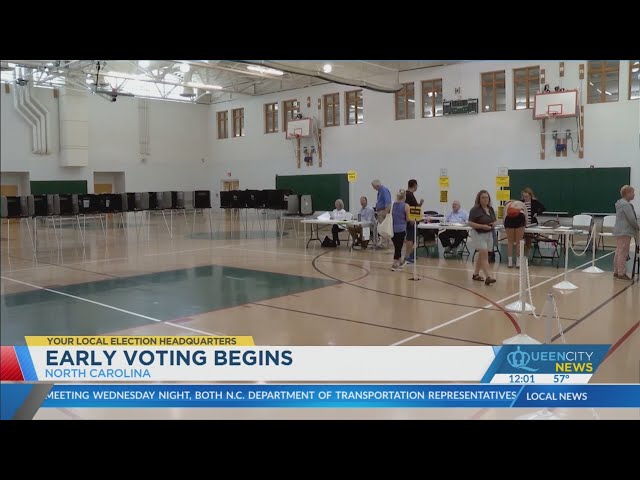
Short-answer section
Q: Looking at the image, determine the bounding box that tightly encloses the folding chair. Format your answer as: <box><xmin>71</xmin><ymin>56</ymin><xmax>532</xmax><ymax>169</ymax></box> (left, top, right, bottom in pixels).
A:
<box><xmin>441</xmin><ymin>230</ymin><xmax>470</xmax><ymax>257</ymax></box>
<box><xmin>596</xmin><ymin>215</ymin><xmax>616</xmax><ymax>251</ymax></box>
<box><xmin>571</xmin><ymin>214</ymin><xmax>593</xmax><ymax>248</ymax></box>
<box><xmin>531</xmin><ymin>219</ymin><xmax>562</xmax><ymax>266</ymax></box>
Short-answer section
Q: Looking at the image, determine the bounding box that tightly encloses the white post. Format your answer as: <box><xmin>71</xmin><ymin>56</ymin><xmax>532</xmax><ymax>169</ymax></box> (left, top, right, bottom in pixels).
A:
<box><xmin>583</xmin><ymin>223</ymin><xmax>604</xmax><ymax>273</ymax></box>
<box><xmin>554</xmin><ymin>231</ymin><xmax>579</xmax><ymax>290</ymax></box>
<box><xmin>506</xmin><ymin>239</ymin><xmax>534</xmax><ymax>313</ymax></box>
<box><xmin>410</xmin><ymin>224</ymin><xmax>419</xmax><ymax>281</ymax></box>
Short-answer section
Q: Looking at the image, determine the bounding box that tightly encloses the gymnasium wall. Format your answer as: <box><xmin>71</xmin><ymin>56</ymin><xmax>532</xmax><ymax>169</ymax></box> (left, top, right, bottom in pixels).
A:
<box><xmin>1</xmin><ymin>87</ymin><xmax>211</xmax><ymax>194</ymax></box>
<box><xmin>209</xmin><ymin>60</ymin><xmax>640</xmax><ymax>213</ymax></box>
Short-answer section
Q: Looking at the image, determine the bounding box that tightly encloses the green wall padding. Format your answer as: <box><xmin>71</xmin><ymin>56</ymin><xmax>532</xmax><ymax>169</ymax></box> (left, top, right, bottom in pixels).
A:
<box><xmin>276</xmin><ymin>174</ymin><xmax>350</xmax><ymax>211</ymax></box>
<box><xmin>30</xmin><ymin>181</ymin><xmax>88</xmax><ymax>195</ymax></box>
<box><xmin>509</xmin><ymin>167</ymin><xmax>630</xmax><ymax>216</ymax></box>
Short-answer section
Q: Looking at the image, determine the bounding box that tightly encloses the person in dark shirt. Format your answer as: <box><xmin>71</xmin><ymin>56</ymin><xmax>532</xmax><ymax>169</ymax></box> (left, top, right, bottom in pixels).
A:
<box><xmin>521</xmin><ymin>187</ymin><xmax>545</xmax><ymax>255</ymax></box>
<box><xmin>404</xmin><ymin>179</ymin><xmax>424</xmax><ymax>264</ymax></box>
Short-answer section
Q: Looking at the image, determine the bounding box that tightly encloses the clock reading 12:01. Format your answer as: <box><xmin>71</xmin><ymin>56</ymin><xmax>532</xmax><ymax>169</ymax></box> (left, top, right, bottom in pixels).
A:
<box><xmin>508</xmin><ymin>374</ymin><xmax>535</xmax><ymax>384</ymax></box>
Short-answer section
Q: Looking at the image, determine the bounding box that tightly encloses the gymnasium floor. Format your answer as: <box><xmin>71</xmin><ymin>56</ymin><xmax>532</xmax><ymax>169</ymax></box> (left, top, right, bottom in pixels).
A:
<box><xmin>1</xmin><ymin>211</ymin><xmax>638</xmax><ymax>420</ymax></box>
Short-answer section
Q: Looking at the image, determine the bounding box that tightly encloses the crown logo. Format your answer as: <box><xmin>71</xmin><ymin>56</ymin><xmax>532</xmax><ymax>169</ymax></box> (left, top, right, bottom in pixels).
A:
<box><xmin>507</xmin><ymin>346</ymin><xmax>539</xmax><ymax>372</ymax></box>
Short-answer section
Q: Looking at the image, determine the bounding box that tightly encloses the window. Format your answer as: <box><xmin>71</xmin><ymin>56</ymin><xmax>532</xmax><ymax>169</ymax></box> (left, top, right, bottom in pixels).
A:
<box><xmin>232</xmin><ymin>108</ymin><xmax>244</xmax><ymax>137</ymax></box>
<box><xmin>217</xmin><ymin>111</ymin><xmax>228</xmax><ymax>139</ymax></box>
<box><xmin>421</xmin><ymin>79</ymin><xmax>443</xmax><ymax>118</ymax></box>
<box><xmin>513</xmin><ymin>66</ymin><xmax>539</xmax><ymax>110</ymax></box>
<box><xmin>630</xmin><ymin>60</ymin><xmax>640</xmax><ymax>100</ymax></box>
<box><xmin>323</xmin><ymin>93</ymin><xmax>340</xmax><ymax>127</ymax></box>
<box><xmin>481</xmin><ymin>71</ymin><xmax>506</xmax><ymax>112</ymax></box>
<box><xmin>395</xmin><ymin>82</ymin><xmax>415</xmax><ymax>120</ymax></box>
<box><xmin>264</xmin><ymin>103</ymin><xmax>278</xmax><ymax>133</ymax></box>
<box><xmin>345</xmin><ymin>89</ymin><xmax>364</xmax><ymax>125</ymax></box>
<box><xmin>283</xmin><ymin>99</ymin><xmax>300</xmax><ymax>134</ymax></box>
<box><xmin>587</xmin><ymin>61</ymin><xmax>619</xmax><ymax>104</ymax></box>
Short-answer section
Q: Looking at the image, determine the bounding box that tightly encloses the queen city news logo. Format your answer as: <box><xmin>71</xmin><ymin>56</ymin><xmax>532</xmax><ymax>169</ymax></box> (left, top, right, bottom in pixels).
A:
<box><xmin>506</xmin><ymin>346</ymin><xmax>593</xmax><ymax>373</ymax></box>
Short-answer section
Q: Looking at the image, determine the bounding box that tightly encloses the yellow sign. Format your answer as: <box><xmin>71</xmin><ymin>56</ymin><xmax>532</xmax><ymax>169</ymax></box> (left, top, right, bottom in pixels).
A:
<box><xmin>496</xmin><ymin>176</ymin><xmax>510</xmax><ymax>187</ymax></box>
<box><xmin>408</xmin><ymin>207</ymin><xmax>422</xmax><ymax>221</ymax></box>
<box><xmin>497</xmin><ymin>205</ymin><xmax>505</xmax><ymax>219</ymax></box>
<box><xmin>440</xmin><ymin>190</ymin><xmax>448</xmax><ymax>203</ymax></box>
<box><xmin>439</xmin><ymin>176</ymin><xmax>450</xmax><ymax>188</ymax></box>
<box><xmin>347</xmin><ymin>171</ymin><xmax>357</xmax><ymax>182</ymax></box>
<box><xmin>496</xmin><ymin>189</ymin><xmax>511</xmax><ymax>201</ymax></box>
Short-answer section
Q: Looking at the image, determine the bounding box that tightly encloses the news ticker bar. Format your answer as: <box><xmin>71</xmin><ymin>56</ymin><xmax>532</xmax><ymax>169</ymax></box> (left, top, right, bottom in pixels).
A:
<box><xmin>36</xmin><ymin>384</ymin><xmax>640</xmax><ymax>408</ymax></box>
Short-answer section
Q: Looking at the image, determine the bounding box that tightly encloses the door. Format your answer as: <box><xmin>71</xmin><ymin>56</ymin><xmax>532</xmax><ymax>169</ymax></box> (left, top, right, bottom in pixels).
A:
<box><xmin>222</xmin><ymin>180</ymin><xmax>239</xmax><ymax>191</ymax></box>
<box><xmin>94</xmin><ymin>183</ymin><xmax>113</xmax><ymax>194</ymax></box>
<box><xmin>222</xmin><ymin>180</ymin><xmax>239</xmax><ymax>223</ymax></box>
<box><xmin>1</xmin><ymin>185</ymin><xmax>19</xmax><ymax>226</ymax></box>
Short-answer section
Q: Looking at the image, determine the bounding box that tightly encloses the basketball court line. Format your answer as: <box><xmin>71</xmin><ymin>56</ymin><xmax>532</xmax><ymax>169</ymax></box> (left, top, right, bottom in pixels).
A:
<box><xmin>227</xmin><ymin>246</ymin><xmax>553</xmax><ymax>278</ymax></box>
<box><xmin>390</xmin><ymin>251</ymin><xmax>615</xmax><ymax>345</ymax></box>
<box><xmin>2</xmin><ymin>256</ymin><xmax>131</xmax><ymax>273</ymax></box>
<box><xmin>550</xmin><ymin>280</ymin><xmax>638</xmax><ymax>343</ymax></box>
<box><xmin>344</xmin><ymin>261</ymin><xmax>581</xmax><ymax>322</ymax></box>
<box><xmin>0</xmin><ymin>276</ymin><xmax>222</xmax><ymax>337</ymax></box>
<box><xmin>251</xmin><ymin>301</ymin><xmax>493</xmax><ymax>346</ymax></box>
<box><xmin>1</xmin><ymin>240</ymin><xmax>254</xmax><ymax>277</ymax></box>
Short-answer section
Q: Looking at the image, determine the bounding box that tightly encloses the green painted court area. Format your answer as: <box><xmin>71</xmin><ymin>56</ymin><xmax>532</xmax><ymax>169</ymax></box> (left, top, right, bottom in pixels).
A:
<box><xmin>0</xmin><ymin>265</ymin><xmax>337</xmax><ymax>345</ymax></box>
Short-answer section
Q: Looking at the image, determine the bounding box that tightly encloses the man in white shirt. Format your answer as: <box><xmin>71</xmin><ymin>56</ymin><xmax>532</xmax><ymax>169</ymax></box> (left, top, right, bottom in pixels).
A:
<box><xmin>331</xmin><ymin>199</ymin><xmax>348</xmax><ymax>245</ymax></box>
<box><xmin>348</xmin><ymin>196</ymin><xmax>375</xmax><ymax>248</ymax></box>
<box><xmin>439</xmin><ymin>200</ymin><xmax>469</xmax><ymax>253</ymax></box>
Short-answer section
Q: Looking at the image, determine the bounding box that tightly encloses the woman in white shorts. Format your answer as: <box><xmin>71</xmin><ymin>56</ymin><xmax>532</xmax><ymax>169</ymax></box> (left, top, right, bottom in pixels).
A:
<box><xmin>468</xmin><ymin>190</ymin><xmax>497</xmax><ymax>285</ymax></box>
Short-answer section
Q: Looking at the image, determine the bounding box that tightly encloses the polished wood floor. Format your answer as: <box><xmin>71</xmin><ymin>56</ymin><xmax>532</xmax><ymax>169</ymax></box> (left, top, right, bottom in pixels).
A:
<box><xmin>1</xmin><ymin>211</ymin><xmax>638</xmax><ymax>420</ymax></box>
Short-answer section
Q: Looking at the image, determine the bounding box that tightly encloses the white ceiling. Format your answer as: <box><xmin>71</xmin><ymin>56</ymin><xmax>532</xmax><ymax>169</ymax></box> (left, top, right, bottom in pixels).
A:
<box><xmin>0</xmin><ymin>60</ymin><xmax>459</xmax><ymax>104</ymax></box>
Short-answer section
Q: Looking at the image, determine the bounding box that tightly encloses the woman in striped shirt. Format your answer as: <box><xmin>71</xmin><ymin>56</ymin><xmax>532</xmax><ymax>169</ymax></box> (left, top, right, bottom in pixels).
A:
<box><xmin>521</xmin><ymin>187</ymin><xmax>545</xmax><ymax>255</ymax></box>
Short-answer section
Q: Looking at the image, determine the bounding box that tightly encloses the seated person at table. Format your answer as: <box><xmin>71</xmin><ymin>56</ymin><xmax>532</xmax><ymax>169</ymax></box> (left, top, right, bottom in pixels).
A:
<box><xmin>439</xmin><ymin>200</ymin><xmax>469</xmax><ymax>253</ymax></box>
<box><xmin>348</xmin><ymin>196</ymin><xmax>375</xmax><ymax>248</ymax></box>
<box><xmin>331</xmin><ymin>199</ymin><xmax>348</xmax><ymax>245</ymax></box>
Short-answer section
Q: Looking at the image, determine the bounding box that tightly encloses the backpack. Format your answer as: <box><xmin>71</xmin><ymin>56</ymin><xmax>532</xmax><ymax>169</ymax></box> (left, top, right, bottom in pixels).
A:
<box><xmin>321</xmin><ymin>236</ymin><xmax>337</xmax><ymax>248</ymax></box>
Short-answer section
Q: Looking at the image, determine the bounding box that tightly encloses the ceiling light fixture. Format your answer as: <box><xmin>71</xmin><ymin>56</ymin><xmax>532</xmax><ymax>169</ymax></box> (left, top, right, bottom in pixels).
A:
<box><xmin>187</xmin><ymin>82</ymin><xmax>223</xmax><ymax>91</ymax></box>
<box><xmin>246</xmin><ymin>65</ymin><xmax>284</xmax><ymax>76</ymax></box>
<box><xmin>322</xmin><ymin>64</ymin><xmax>332</xmax><ymax>74</ymax></box>
<box><xmin>179</xmin><ymin>63</ymin><xmax>190</xmax><ymax>73</ymax></box>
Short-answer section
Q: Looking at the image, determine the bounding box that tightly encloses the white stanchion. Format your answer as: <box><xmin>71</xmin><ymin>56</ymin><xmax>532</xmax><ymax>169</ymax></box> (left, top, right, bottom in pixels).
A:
<box><xmin>409</xmin><ymin>223</ymin><xmax>420</xmax><ymax>281</ymax></box>
<box><xmin>504</xmin><ymin>241</ymin><xmax>540</xmax><ymax>345</ymax></box>
<box><xmin>553</xmin><ymin>230</ymin><xmax>579</xmax><ymax>291</ymax></box>
<box><xmin>506</xmin><ymin>240</ymin><xmax>535</xmax><ymax>313</ymax></box>
<box><xmin>583</xmin><ymin>223</ymin><xmax>604</xmax><ymax>273</ymax></box>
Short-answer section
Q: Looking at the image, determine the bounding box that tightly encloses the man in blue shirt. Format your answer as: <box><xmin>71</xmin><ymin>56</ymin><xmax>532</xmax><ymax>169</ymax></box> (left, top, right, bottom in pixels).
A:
<box><xmin>348</xmin><ymin>196</ymin><xmax>375</xmax><ymax>248</ymax></box>
<box><xmin>371</xmin><ymin>179</ymin><xmax>392</xmax><ymax>248</ymax></box>
<box><xmin>371</xmin><ymin>179</ymin><xmax>392</xmax><ymax>221</ymax></box>
<box><xmin>439</xmin><ymin>200</ymin><xmax>469</xmax><ymax>254</ymax></box>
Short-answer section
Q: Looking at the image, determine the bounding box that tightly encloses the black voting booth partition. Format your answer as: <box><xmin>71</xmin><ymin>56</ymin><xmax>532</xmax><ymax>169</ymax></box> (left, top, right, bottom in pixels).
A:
<box><xmin>220</xmin><ymin>189</ymin><xmax>290</xmax><ymax>210</ymax></box>
<box><xmin>218</xmin><ymin>189</ymin><xmax>293</xmax><ymax>236</ymax></box>
<box><xmin>1</xmin><ymin>190</ymin><xmax>215</xmax><ymax>249</ymax></box>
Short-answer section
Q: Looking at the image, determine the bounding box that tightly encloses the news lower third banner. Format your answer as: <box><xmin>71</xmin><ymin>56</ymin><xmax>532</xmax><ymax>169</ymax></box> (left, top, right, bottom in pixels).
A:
<box><xmin>0</xmin><ymin>337</ymin><xmax>612</xmax><ymax>383</ymax></box>
<box><xmin>1</xmin><ymin>338</ymin><xmax>639</xmax><ymax>419</ymax></box>
<box><xmin>1</xmin><ymin>385</ymin><xmax>639</xmax><ymax>419</ymax></box>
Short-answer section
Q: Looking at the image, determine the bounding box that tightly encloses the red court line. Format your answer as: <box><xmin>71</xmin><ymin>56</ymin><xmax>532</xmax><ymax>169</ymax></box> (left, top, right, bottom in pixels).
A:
<box><xmin>604</xmin><ymin>321</ymin><xmax>639</xmax><ymax>361</ymax></box>
<box><xmin>313</xmin><ymin>251</ymin><xmax>521</xmax><ymax>335</ymax></box>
